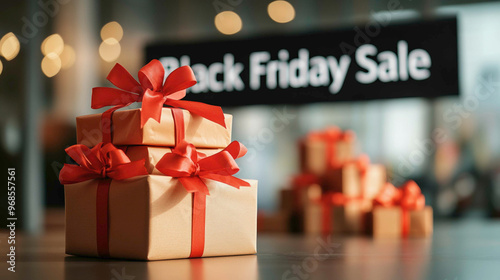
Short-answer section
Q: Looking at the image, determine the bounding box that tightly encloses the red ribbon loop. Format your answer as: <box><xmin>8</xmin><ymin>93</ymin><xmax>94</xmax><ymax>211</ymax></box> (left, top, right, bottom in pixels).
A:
<box><xmin>92</xmin><ymin>59</ymin><xmax>226</xmax><ymax>129</ymax></box>
<box><xmin>59</xmin><ymin>143</ymin><xmax>148</xmax><ymax>184</ymax></box>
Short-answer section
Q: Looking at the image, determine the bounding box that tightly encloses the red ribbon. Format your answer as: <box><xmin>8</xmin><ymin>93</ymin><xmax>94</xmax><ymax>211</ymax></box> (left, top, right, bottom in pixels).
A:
<box><xmin>59</xmin><ymin>143</ymin><xmax>148</xmax><ymax>257</ymax></box>
<box><xmin>92</xmin><ymin>59</ymin><xmax>226</xmax><ymax>142</ymax></box>
<box><xmin>374</xmin><ymin>180</ymin><xmax>425</xmax><ymax>237</ymax></box>
<box><xmin>156</xmin><ymin>140</ymin><xmax>250</xmax><ymax>258</ymax></box>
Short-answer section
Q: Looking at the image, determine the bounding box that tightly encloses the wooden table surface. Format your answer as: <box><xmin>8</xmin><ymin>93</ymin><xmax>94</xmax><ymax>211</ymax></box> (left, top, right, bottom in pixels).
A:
<box><xmin>1</xmin><ymin>209</ymin><xmax>500</xmax><ymax>280</ymax></box>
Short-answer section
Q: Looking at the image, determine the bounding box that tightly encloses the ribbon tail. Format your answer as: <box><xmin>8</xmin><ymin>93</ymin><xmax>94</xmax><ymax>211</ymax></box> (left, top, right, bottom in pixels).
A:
<box><xmin>141</xmin><ymin>89</ymin><xmax>167</xmax><ymax>128</ymax></box>
<box><xmin>165</xmin><ymin>99</ymin><xmax>226</xmax><ymax>128</ymax></box>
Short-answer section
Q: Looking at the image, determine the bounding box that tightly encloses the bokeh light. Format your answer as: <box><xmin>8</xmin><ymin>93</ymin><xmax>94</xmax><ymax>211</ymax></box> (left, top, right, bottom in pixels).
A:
<box><xmin>268</xmin><ymin>1</ymin><xmax>295</xmax><ymax>23</ymax></box>
<box><xmin>41</xmin><ymin>34</ymin><xmax>64</xmax><ymax>56</ymax></box>
<box><xmin>214</xmin><ymin>11</ymin><xmax>242</xmax><ymax>35</ymax></box>
<box><xmin>0</xmin><ymin>32</ymin><xmax>20</xmax><ymax>61</ymax></box>
<box><xmin>60</xmin><ymin>45</ymin><xmax>75</xmax><ymax>69</ymax></box>
<box><xmin>99</xmin><ymin>38</ymin><xmax>121</xmax><ymax>62</ymax></box>
<box><xmin>100</xmin><ymin>21</ymin><xmax>123</xmax><ymax>42</ymax></box>
<box><xmin>41</xmin><ymin>52</ymin><xmax>62</xmax><ymax>77</ymax></box>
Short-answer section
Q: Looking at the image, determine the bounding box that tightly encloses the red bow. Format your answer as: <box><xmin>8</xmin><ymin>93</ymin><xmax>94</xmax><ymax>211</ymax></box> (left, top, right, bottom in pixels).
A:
<box><xmin>374</xmin><ymin>181</ymin><xmax>425</xmax><ymax>209</ymax></box>
<box><xmin>92</xmin><ymin>59</ymin><xmax>226</xmax><ymax>128</ymax></box>
<box><xmin>59</xmin><ymin>143</ymin><xmax>148</xmax><ymax>184</ymax></box>
<box><xmin>156</xmin><ymin>140</ymin><xmax>250</xmax><ymax>194</ymax></box>
<box><xmin>155</xmin><ymin>140</ymin><xmax>250</xmax><ymax>258</ymax></box>
<box><xmin>60</xmin><ymin>143</ymin><xmax>148</xmax><ymax>258</ymax></box>
<box><xmin>374</xmin><ymin>181</ymin><xmax>425</xmax><ymax>236</ymax></box>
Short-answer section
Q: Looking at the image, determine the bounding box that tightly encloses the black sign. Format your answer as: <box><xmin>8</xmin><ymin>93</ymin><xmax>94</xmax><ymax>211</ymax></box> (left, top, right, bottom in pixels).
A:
<box><xmin>146</xmin><ymin>17</ymin><xmax>458</xmax><ymax>106</ymax></box>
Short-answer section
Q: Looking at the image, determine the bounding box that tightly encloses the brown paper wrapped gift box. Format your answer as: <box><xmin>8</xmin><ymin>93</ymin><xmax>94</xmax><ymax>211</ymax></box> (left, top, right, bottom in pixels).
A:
<box><xmin>65</xmin><ymin>175</ymin><xmax>257</xmax><ymax>260</ymax></box>
<box><xmin>370</xmin><ymin>206</ymin><xmax>433</xmax><ymax>238</ymax></box>
<box><xmin>76</xmin><ymin>108</ymin><xmax>232</xmax><ymax>148</ymax></box>
<box><xmin>300</xmin><ymin>138</ymin><xmax>354</xmax><ymax>176</ymax></box>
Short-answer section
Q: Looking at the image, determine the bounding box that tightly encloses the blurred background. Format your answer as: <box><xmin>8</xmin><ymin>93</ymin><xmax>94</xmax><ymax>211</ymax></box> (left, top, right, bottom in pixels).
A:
<box><xmin>1</xmin><ymin>0</ymin><xmax>500</xmax><ymax>233</ymax></box>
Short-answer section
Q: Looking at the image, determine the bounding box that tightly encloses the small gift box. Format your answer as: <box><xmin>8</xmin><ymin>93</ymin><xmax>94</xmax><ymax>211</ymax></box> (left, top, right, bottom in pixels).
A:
<box><xmin>299</xmin><ymin>127</ymin><xmax>355</xmax><ymax>176</ymax></box>
<box><xmin>61</xmin><ymin>141</ymin><xmax>256</xmax><ymax>260</ymax></box>
<box><xmin>370</xmin><ymin>181</ymin><xmax>433</xmax><ymax>238</ymax></box>
<box><xmin>79</xmin><ymin>59</ymin><xmax>231</xmax><ymax>148</ymax></box>
<box><xmin>125</xmin><ymin>146</ymin><xmax>221</xmax><ymax>174</ymax></box>
<box><xmin>77</xmin><ymin>108</ymin><xmax>232</xmax><ymax>148</ymax></box>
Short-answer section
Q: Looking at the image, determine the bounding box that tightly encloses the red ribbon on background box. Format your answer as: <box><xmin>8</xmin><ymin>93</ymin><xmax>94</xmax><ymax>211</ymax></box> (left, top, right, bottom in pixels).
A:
<box><xmin>374</xmin><ymin>180</ymin><xmax>425</xmax><ymax>237</ymax></box>
<box><xmin>92</xmin><ymin>59</ymin><xmax>226</xmax><ymax>143</ymax></box>
<box><xmin>59</xmin><ymin>143</ymin><xmax>148</xmax><ymax>257</ymax></box>
<box><xmin>316</xmin><ymin>156</ymin><xmax>370</xmax><ymax>234</ymax></box>
<box><xmin>156</xmin><ymin>140</ymin><xmax>250</xmax><ymax>258</ymax></box>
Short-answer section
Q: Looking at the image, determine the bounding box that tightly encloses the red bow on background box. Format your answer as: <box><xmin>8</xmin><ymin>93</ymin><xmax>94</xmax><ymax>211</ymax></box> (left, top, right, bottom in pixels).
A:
<box><xmin>92</xmin><ymin>60</ymin><xmax>226</xmax><ymax>142</ymax></box>
<box><xmin>156</xmin><ymin>140</ymin><xmax>250</xmax><ymax>258</ymax></box>
<box><xmin>374</xmin><ymin>180</ymin><xmax>425</xmax><ymax>237</ymax></box>
<box><xmin>59</xmin><ymin>143</ymin><xmax>148</xmax><ymax>257</ymax></box>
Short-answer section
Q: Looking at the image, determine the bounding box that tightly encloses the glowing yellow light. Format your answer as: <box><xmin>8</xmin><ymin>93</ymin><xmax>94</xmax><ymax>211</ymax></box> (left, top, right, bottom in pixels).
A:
<box><xmin>41</xmin><ymin>34</ymin><xmax>64</xmax><ymax>56</ymax></box>
<box><xmin>60</xmin><ymin>45</ymin><xmax>75</xmax><ymax>69</ymax></box>
<box><xmin>0</xmin><ymin>33</ymin><xmax>20</xmax><ymax>61</ymax></box>
<box><xmin>99</xmin><ymin>38</ymin><xmax>121</xmax><ymax>62</ymax></box>
<box><xmin>41</xmin><ymin>53</ymin><xmax>62</xmax><ymax>77</ymax></box>
<box><xmin>101</xmin><ymin>21</ymin><xmax>123</xmax><ymax>42</ymax></box>
<box><xmin>268</xmin><ymin>1</ymin><xmax>295</xmax><ymax>23</ymax></box>
<box><xmin>0</xmin><ymin>60</ymin><xmax>3</xmax><ymax>75</ymax></box>
<box><xmin>214</xmin><ymin>11</ymin><xmax>242</xmax><ymax>35</ymax></box>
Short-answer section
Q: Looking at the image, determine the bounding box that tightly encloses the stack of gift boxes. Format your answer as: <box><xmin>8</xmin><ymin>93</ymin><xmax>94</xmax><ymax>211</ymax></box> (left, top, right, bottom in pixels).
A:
<box><xmin>60</xmin><ymin>60</ymin><xmax>258</xmax><ymax>260</ymax></box>
<box><xmin>270</xmin><ymin>127</ymin><xmax>432</xmax><ymax>237</ymax></box>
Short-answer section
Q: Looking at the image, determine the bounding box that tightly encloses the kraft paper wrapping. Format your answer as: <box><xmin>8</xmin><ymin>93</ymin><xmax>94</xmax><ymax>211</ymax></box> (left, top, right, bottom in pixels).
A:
<box><xmin>330</xmin><ymin>200</ymin><xmax>372</xmax><ymax>234</ymax></box>
<box><xmin>361</xmin><ymin>164</ymin><xmax>386</xmax><ymax>200</ymax></box>
<box><xmin>125</xmin><ymin>146</ymin><xmax>221</xmax><ymax>174</ymax></box>
<box><xmin>76</xmin><ymin>108</ymin><xmax>232</xmax><ymax>148</ymax></box>
<box><xmin>304</xmin><ymin>202</ymin><xmax>322</xmax><ymax>235</ymax></box>
<box><xmin>371</xmin><ymin>206</ymin><xmax>433</xmax><ymax>238</ymax></box>
<box><xmin>323</xmin><ymin>164</ymin><xmax>361</xmax><ymax>196</ymax></box>
<box><xmin>300</xmin><ymin>139</ymin><xmax>354</xmax><ymax>175</ymax></box>
<box><xmin>65</xmin><ymin>175</ymin><xmax>257</xmax><ymax>260</ymax></box>
<box><xmin>409</xmin><ymin>206</ymin><xmax>433</xmax><ymax>237</ymax></box>
<box><xmin>371</xmin><ymin>207</ymin><xmax>402</xmax><ymax>238</ymax></box>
